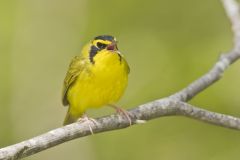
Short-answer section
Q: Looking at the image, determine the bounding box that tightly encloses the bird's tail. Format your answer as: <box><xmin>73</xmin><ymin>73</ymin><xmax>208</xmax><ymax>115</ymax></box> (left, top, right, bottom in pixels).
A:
<box><xmin>63</xmin><ymin>108</ymin><xmax>80</xmax><ymax>125</ymax></box>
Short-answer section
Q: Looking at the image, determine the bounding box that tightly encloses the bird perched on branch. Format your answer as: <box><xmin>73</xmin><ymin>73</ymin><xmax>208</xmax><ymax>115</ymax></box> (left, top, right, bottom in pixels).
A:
<box><xmin>62</xmin><ymin>35</ymin><xmax>130</xmax><ymax>126</ymax></box>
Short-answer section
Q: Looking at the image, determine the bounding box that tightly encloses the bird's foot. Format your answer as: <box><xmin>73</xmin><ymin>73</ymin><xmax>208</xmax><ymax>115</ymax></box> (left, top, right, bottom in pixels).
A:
<box><xmin>77</xmin><ymin>114</ymin><xmax>98</xmax><ymax>134</ymax></box>
<box><xmin>109</xmin><ymin>104</ymin><xmax>132</xmax><ymax>126</ymax></box>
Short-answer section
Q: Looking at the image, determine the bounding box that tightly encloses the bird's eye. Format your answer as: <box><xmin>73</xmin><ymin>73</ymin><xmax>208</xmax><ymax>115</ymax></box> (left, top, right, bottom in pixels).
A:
<box><xmin>96</xmin><ymin>42</ymin><xmax>107</xmax><ymax>49</ymax></box>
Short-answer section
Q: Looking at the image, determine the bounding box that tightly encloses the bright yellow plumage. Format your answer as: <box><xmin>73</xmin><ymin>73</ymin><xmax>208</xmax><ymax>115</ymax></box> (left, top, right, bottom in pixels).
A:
<box><xmin>62</xmin><ymin>35</ymin><xmax>129</xmax><ymax>125</ymax></box>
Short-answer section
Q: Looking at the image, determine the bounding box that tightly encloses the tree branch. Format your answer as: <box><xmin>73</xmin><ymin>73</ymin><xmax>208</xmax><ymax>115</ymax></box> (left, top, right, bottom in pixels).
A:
<box><xmin>1</xmin><ymin>0</ymin><xmax>240</xmax><ymax>159</ymax></box>
<box><xmin>171</xmin><ymin>0</ymin><xmax>240</xmax><ymax>102</ymax></box>
<box><xmin>2</xmin><ymin>99</ymin><xmax>240</xmax><ymax>160</ymax></box>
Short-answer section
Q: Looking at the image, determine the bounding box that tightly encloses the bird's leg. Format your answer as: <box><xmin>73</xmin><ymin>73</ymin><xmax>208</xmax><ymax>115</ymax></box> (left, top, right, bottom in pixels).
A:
<box><xmin>77</xmin><ymin>114</ymin><xmax>98</xmax><ymax>134</ymax></box>
<box><xmin>108</xmin><ymin>104</ymin><xmax>132</xmax><ymax>126</ymax></box>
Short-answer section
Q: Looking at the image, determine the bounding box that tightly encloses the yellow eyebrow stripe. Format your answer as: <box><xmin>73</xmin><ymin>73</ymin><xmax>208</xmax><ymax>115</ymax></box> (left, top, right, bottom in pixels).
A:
<box><xmin>92</xmin><ymin>39</ymin><xmax>111</xmax><ymax>46</ymax></box>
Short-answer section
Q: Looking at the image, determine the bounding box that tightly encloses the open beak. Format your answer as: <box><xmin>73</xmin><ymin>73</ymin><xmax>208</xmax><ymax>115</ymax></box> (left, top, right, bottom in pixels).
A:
<box><xmin>107</xmin><ymin>42</ymin><xmax>118</xmax><ymax>51</ymax></box>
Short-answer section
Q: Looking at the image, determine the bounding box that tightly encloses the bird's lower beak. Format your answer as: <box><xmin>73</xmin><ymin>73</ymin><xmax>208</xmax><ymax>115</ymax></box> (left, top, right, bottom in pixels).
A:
<box><xmin>107</xmin><ymin>42</ymin><xmax>118</xmax><ymax>51</ymax></box>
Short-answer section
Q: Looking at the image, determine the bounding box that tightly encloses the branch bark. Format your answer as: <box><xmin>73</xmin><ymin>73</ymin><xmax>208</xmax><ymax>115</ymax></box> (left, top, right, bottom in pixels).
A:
<box><xmin>1</xmin><ymin>0</ymin><xmax>240</xmax><ymax>159</ymax></box>
<box><xmin>170</xmin><ymin>0</ymin><xmax>240</xmax><ymax>102</ymax></box>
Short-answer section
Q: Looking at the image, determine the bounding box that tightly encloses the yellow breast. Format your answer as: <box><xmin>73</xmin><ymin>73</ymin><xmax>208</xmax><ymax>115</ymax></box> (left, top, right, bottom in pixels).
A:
<box><xmin>67</xmin><ymin>51</ymin><xmax>129</xmax><ymax>114</ymax></box>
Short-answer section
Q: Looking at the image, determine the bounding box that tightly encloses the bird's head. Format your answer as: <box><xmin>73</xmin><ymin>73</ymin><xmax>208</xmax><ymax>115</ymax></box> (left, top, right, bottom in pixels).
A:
<box><xmin>82</xmin><ymin>35</ymin><xmax>120</xmax><ymax>64</ymax></box>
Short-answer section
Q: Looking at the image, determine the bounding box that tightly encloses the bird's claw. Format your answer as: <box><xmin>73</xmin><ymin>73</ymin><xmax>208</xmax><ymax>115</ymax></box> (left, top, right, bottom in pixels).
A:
<box><xmin>109</xmin><ymin>104</ymin><xmax>132</xmax><ymax>126</ymax></box>
<box><xmin>77</xmin><ymin>115</ymin><xmax>98</xmax><ymax>134</ymax></box>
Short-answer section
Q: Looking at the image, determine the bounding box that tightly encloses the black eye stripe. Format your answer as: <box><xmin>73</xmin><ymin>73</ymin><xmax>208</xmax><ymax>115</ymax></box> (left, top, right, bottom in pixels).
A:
<box><xmin>97</xmin><ymin>42</ymin><xmax>107</xmax><ymax>49</ymax></box>
<box><xmin>89</xmin><ymin>45</ymin><xmax>99</xmax><ymax>64</ymax></box>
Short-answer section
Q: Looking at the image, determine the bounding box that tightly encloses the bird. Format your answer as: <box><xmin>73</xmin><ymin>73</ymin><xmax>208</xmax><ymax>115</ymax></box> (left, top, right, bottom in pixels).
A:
<box><xmin>62</xmin><ymin>35</ymin><xmax>130</xmax><ymax>126</ymax></box>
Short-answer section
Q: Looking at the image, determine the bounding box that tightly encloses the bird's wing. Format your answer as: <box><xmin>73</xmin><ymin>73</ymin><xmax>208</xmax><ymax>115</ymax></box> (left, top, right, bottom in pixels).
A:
<box><xmin>62</xmin><ymin>56</ymin><xmax>86</xmax><ymax>106</ymax></box>
<box><xmin>122</xmin><ymin>57</ymin><xmax>130</xmax><ymax>74</ymax></box>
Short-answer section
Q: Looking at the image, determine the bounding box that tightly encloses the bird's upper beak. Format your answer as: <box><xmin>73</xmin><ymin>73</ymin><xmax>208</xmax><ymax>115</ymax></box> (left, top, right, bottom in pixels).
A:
<box><xmin>107</xmin><ymin>41</ymin><xmax>118</xmax><ymax>51</ymax></box>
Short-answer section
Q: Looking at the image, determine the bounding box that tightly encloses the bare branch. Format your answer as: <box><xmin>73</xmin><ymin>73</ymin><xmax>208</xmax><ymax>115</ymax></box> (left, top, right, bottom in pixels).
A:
<box><xmin>1</xmin><ymin>99</ymin><xmax>240</xmax><ymax>160</ymax></box>
<box><xmin>222</xmin><ymin>0</ymin><xmax>240</xmax><ymax>45</ymax></box>
<box><xmin>1</xmin><ymin>0</ymin><xmax>240</xmax><ymax>159</ymax></box>
<box><xmin>171</xmin><ymin>0</ymin><xmax>240</xmax><ymax>102</ymax></box>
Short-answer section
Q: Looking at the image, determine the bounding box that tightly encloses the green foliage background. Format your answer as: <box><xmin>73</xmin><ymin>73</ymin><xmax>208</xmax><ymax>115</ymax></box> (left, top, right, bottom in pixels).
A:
<box><xmin>1</xmin><ymin>0</ymin><xmax>240</xmax><ymax>159</ymax></box>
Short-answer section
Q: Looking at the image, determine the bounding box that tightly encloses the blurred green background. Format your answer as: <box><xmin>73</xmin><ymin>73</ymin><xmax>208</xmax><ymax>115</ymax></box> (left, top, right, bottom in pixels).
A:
<box><xmin>1</xmin><ymin>0</ymin><xmax>240</xmax><ymax>159</ymax></box>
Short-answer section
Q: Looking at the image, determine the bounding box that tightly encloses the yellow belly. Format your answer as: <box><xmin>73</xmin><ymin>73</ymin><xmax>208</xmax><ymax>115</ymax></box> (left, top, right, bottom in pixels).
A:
<box><xmin>67</xmin><ymin>52</ymin><xmax>128</xmax><ymax>116</ymax></box>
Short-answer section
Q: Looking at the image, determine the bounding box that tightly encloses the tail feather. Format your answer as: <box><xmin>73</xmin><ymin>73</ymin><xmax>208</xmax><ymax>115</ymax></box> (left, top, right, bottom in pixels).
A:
<box><xmin>63</xmin><ymin>109</ymin><xmax>79</xmax><ymax>125</ymax></box>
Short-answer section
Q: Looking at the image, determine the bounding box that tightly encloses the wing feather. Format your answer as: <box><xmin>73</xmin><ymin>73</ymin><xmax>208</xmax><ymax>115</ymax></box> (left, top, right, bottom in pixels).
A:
<box><xmin>62</xmin><ymin>56</ymin><xmax>86</xmax><ymax>106</ymax></box>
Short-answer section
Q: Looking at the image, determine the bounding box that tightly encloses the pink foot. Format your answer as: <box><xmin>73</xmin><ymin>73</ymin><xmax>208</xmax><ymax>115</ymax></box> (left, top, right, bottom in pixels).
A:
<box><xmin>109</xmin><ymin>104</ymin><xmax>132</xmax><ymax>126</ymax></box>
<box><xmin>77</xmin><ymin>114</ymin><xmax>98</xmax><ymax>134</ymax></box>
